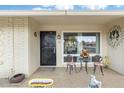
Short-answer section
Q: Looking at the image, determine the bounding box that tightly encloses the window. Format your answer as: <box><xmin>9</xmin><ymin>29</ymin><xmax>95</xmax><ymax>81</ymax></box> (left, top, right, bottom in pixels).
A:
<box><xmin>63</xmin><ymin>32</ymin><xmax>100</xmax><ymax>63</ymax></box>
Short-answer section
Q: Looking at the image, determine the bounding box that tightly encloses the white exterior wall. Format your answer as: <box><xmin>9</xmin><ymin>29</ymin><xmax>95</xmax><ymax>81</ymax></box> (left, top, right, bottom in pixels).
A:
<box><xmin>0</xmin><ymin>17</ymin><xmax>13</xmax><ymax>78</ymax></box>
<box><xmin>0</xmin><ymin>17</ymin><xmax>29</xmax><ymax>78</ymax></box>
<box><xmin>13</xmin><ymin>17</ymin><xmax>29</xmax><ymax>76</ymax></box>
<box><xmin>28</xmin><ymin>17</ymin><xmax>40</xmax><ymax>76</ymax></box>
<box><xmin>107</xmin><ymin>18</ymin><xmax>124</xmax><ymax>75</ymax></box>
<box><xmin>0</xmin><ymin>16</ymin><xmax>110</xmax><ymax>77</ymax></box>
<box><xmin>39</xmin><ymin>25</ymin><xmax>108</xmax><ymax>67</ymax></box>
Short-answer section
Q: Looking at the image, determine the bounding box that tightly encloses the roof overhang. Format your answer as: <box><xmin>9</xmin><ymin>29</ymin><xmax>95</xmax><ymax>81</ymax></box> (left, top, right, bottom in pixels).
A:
<box><xmin>0</xmin><ymin>10</ymin><xmax>124</xmax><ymax>16</ymax></box>
<box><xmin>0</xmin><ymin>11</ymin><xmax>124</xmax><ymax>25</ymax></box>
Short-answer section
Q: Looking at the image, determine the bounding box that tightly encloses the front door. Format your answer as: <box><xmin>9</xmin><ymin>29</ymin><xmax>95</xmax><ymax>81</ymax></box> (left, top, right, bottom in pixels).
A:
<box><xmin>40</xmin><ymin>31</ymin><xmax>56</xmax><ymax>66</ymax></box>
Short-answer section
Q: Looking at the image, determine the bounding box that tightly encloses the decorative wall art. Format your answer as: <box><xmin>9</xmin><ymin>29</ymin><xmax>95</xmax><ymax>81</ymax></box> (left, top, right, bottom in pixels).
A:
<box><xmin>108</xmin><ymin>25</ymin><xmax>124</xmax><ymax>48</ymax></box>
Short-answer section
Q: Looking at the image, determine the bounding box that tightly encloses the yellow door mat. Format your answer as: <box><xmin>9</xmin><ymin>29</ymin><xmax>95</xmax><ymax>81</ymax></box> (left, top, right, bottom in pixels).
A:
<box><xmin>28</xmin><ymin>78</ymin><xmax>53</xmax><ymax>88</ymax></box>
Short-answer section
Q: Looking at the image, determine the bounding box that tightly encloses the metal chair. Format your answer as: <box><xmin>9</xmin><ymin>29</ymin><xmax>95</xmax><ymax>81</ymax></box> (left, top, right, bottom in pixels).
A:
<box><xmin>92</xmin><ymin>55</ymin><xmax>104</xmax><ymax>75</ymax></box>
<box><xmin>66</xmin><ymin>55</ymin><xmax>77</xmax><ymax>74</ymax></box>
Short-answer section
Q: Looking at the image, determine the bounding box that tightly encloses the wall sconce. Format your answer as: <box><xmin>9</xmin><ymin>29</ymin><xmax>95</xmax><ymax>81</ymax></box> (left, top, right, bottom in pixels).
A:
<box><xmin>34</xmin><ymin>32</ymin><xmax>37</xmax><ymax>37</ymax></box>
<box><xmin>57</xmin><ymin>32</ymin><xmax>61</xmax><ymax>39</ymax></box>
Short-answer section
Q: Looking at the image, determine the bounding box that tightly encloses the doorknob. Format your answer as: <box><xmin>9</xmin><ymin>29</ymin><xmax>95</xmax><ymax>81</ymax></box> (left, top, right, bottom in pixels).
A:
<box><xmin>53</xmin><ymin>47</ymin><xmax>56</xmax><ymax>53</ymax></box>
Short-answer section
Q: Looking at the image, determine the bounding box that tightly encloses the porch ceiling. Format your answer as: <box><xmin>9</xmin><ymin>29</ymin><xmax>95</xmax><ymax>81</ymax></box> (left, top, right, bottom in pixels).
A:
<box><xmin>31</xmin><ymin>15</ymin><xmax>123</xmax><ymax>25</ymax></box>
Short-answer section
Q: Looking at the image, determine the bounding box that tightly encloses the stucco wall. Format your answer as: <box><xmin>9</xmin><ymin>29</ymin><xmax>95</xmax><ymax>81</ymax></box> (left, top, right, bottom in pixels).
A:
<box><xmin>28</xmin><ymin>17</ymin><xmax>40</xmax><ymax>76</ymax></box>
<box><xmin>0</xmin><ymin>17</ymin><xmax>29</xmax><ymax>78</ymax></box>
<box><xmin>107</xmin><ymin>17</ymin><xmax>124</xmax><ymax>75</ymax></box>
<box><xmin>39</xmin><ymin>24</ymin><xmax>108</xmax><ymax>67</ymax></box>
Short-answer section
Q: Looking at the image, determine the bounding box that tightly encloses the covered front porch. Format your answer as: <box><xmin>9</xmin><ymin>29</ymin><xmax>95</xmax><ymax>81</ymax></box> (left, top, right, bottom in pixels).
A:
<box><xmin>0</xmin><ymin>11</ymin><xmax>124</xmax><ymax>87</ymax></box>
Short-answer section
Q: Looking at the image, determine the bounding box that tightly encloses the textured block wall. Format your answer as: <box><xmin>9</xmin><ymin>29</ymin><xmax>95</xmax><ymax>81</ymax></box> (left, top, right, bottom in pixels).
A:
<box><xmin>0</xmin><ymin>17</ymin><xmax>13</xmax><ymax>78</ymax></box>
<box><xmin>0</xmin><ymin>17</ymin><xmax>28</xmax><ymax>78</ymax></box>
<box><xmin>13</xmin><ymin>17</ymin><xmax>28</xmax><ymax>75</ymax></box>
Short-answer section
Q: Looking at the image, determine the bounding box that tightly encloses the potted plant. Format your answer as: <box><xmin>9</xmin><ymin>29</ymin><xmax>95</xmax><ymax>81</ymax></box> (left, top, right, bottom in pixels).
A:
<box><xmin>103</xmin><ymin>56</ymin><xmax>111</xmax><ymax>68</ymax></box>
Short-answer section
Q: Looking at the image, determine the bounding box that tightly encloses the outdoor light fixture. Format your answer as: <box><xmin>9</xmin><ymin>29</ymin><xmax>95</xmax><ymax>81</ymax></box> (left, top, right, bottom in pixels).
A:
<box><xmin>57</xmin><ymin>32</ymin><xmax>61</xmax><ymax>39</ymax></box>
<box><xmin>34</xmin><ymin>32</ymin><xmax>37</xmax><ymax>37</ymax></box>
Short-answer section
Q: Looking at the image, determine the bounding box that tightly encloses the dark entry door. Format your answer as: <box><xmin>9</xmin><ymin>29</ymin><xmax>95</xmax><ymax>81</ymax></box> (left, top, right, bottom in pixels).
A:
<box><xmin>40</xmin><ymin>31</ymin><xmax>56</xmax><ymax>66</ymax></box>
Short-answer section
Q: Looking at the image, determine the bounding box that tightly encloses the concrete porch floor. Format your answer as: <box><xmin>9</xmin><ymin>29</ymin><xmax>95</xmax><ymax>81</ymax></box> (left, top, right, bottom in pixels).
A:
<box><xmin>0</xmin><ymin>67</ymin><xmax>124</xmax><ymax>88</ymax></box>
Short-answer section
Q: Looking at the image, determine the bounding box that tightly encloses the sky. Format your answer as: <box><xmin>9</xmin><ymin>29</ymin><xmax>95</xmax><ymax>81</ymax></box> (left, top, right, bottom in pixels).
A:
<box><xmin>0</xmin><ymin>5</ymin><xmax>124</xmax><ymax>10</ymax></box>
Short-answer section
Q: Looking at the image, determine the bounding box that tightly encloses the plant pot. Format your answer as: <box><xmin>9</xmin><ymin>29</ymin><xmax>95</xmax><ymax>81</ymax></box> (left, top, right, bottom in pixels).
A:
<box><xmin>9</xmin><ymin>73</ymin><xmax>25</xmax><ymax>83</ymax></box>
<box><xmin>104</xmin><ymin>65</ymin><xmax>109</xmax><ymax>68</ymax></box>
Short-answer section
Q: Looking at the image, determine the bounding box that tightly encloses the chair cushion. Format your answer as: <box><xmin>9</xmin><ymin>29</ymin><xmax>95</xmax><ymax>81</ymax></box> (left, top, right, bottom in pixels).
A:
<box><xmin>67</xmin><ymin>62</ymin><xmax>75</xmax><ymax>65</ymax></box>
<box><xmin>94</xmin><ymin>62</ymin><xmax>103</xmax><ymax>66</ymax></box>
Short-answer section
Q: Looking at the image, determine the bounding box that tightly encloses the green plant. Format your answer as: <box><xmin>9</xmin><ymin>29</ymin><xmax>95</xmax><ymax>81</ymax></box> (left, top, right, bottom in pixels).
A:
<box><xmin>103</xmin><ymin>56</ymin><xmax>111</xmax><ymax>68</ymax></box>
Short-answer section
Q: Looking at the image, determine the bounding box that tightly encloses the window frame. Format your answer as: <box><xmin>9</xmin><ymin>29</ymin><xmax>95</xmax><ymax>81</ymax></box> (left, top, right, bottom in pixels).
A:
<box><xmin>62</xmin><ymin>31</ymin><xmax>102</xmax><ymax>64</ymax></box>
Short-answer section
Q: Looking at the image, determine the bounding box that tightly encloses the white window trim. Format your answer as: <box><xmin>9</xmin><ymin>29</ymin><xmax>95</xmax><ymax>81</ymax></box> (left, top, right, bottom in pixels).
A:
<box><xmin>62</xmin><ymin>31</ymin><xmax>102</xmax><ymax>64</ymax></box>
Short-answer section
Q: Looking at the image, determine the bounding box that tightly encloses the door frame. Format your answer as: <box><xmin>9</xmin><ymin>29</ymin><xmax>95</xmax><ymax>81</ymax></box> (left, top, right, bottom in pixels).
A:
<box><xmin>40</xmin><ymin>31</ymin><xmax>57</xmax><ymax>67</ymax></box>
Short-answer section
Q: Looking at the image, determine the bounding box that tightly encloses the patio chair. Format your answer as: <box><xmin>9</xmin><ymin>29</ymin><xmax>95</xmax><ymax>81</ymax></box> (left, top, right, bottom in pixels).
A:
<box><xmin>66</xmin><ymin>55</ymin><xmax>77</xmax><ymax>74</ymax></box>
<box><xmin>92</xmin><ymin>55</ymin><xmax>104</xmax><ymax>75</ymax></box>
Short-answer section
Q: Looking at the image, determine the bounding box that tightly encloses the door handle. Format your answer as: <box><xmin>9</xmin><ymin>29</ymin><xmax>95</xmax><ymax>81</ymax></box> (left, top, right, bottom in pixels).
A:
<box><xmin>53</xmin><ymin>47</ymin><xmax>56</xmax><ymax>54</ymax></box>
